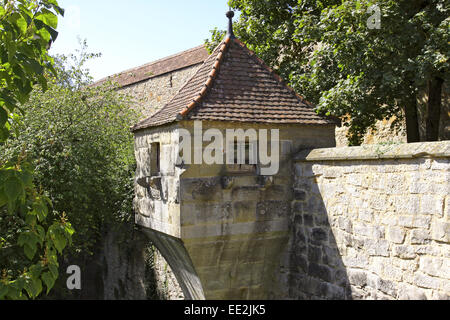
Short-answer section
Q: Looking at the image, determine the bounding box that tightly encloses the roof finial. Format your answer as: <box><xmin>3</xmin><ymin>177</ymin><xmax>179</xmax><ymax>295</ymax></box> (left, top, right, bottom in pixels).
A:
<box><xmin>226</xmin><ymin>9</ymin><xmax>235</xmax><ymax>39</ymax></box>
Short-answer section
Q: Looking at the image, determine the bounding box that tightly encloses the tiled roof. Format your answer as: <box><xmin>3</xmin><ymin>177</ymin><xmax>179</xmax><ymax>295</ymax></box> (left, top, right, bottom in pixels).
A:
<box><xmin>131</xmin><ymin>37</ymin><xmax>336</xmax><ymax>131</ymax></box>
<box><xmin>92</xmin><ymin>45</ymin><xmax>209</xmax><ymax>88</ymax></box>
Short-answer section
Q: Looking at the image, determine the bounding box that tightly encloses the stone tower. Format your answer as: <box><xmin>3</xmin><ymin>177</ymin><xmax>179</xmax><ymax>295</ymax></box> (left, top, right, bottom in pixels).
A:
<box><xmin>131</xmin><ymin>11</ymin><xmax>337</xmax><ymax>299</ymax></box>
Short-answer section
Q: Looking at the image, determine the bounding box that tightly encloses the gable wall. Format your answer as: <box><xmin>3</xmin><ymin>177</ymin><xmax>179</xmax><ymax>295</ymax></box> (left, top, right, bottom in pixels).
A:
<box><xmin>118</xmin><ymin>64</ymin><xmax>203</xmax><ymax>121</ymax></box>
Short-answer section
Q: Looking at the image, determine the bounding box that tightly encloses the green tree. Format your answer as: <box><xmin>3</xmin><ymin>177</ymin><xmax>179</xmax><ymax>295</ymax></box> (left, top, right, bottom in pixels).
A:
<box><xmin>0</xmin><ymin>0</ymin><xmax>64</xmax><ymax>141</ymax></box>
<box><xmin>212</xmin><ymin>0</ymin><xmax>449</xmax><ymax>145</ymax></box>
<box><xmin>0</xmin><ymin>0</ymin><xmax>74</xmax><ymax>299</ymax></box>
<box><xmin>1</xmin><ymin>43</ymin><xmax>138</xmax><ymax>298</ymax></box>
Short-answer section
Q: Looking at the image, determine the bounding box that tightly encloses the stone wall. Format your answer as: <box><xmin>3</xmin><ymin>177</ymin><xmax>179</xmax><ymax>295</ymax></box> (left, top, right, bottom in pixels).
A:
<box><xmin>151</xmin><ymin>249</ymin><xmax>185</xmax><ymax>300</ymax></box>
<box><xmin>133</xmin><ymin>121</ymin><xmax>337</xmax><ymax>299</ymax></box>
<box><xmin>120</xmin><ymin>63</ymin><xmax>204</xmax><ymax>300</ymax></box>
<box><xmin>124</xmin><ymin>51</ymin><xmax>449</xmax><ymax>300</ymax></box>
<box><xmin>335</xmin><ymin>116</ymin><xmax>407</xmax><ymax>147</ymax></box>
<box><xmin>175</xmin><ymin>122</ymin><xmax>335</xmax><ymax>299</ymax></box>
<box><xmin>118</xmin><ymin>65</ymin><xmax>202</xmax><ymax>121</ymax></box>
<box><xmin>288</xmin><ymin>141</ymin><xmax>450</xmax><ymax>299</ymax></box>
<box><xmin>335</xmin><ymin>83</ymin><xmax>450</xmax><ymax>146</ymax></box>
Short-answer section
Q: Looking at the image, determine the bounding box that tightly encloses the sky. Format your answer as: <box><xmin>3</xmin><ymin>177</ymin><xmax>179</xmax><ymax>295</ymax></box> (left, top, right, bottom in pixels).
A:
<box><xmin>49</xmin><ymin>1</ymin><xmax>237</xmax><ymax>81</ymax></box>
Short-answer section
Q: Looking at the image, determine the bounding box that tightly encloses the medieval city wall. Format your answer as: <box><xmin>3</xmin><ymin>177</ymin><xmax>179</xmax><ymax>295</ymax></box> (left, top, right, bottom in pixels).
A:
<box><xmin>118</xmin><ymin>64</ymin><xmax>202</xmax><ymax>120</ymax></box>
<box><xmin>122</xmin><ymin>54</ymin><xmax>449</xmax><ymax>301</ymax></box>
<box><xmin>288</xmin><ymin>141</ymin><xmax>450</xmax><ymax>299</ymax></box>
<box><xmin>335</xmin><ymin>83</ymin><xmax>450</xmax><ymax>146</ymax></box>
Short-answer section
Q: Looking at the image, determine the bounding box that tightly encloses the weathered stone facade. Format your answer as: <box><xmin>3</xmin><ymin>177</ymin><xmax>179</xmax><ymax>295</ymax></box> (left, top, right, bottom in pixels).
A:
<box><xmin>335</xmin><ymin>116</ymin><xmax>407</xmax><ymax>147</ymax></box>
<box><xmin>151</xmin><ymin>249</ymin><xmax>185</xmax><ymax>299</ymax></box>
<box><xmin>123</xmin><ymin>45</ymin><xmax>449</xmax><ymax>300</ymax></box>
<box><xmin>287</xmin><ymin>141</ymin><xmax>450</xmax><ymax>299</ymax></box>
<box><xmin>99</xmin><ymin>54</ymin><xmax>206</xmax><ymax>300</ymax></box>
<box><xmin>133</xmin><ymin>121</ymin><xmax>336</xmax><ymax>299</ymax></box>
<box><xmin>96</xmin><ymin>41</ymin><xmax>449</xmax><ymax>300</ymax></box>
<box><xmin>336</xmin><ymin>83</ymin><xmax>450</xmax><ymax>146</ymax></box>
<box><xmin>118</xmin><ymin>65</ymin><xmax>203</xmax><ymax>121</ymax></box>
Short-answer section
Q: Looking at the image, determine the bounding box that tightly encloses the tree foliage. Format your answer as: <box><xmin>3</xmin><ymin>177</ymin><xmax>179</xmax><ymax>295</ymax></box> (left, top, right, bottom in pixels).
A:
<box><xmin>211</xmin><ymin>0</ymin><xmax>449</xmax><ymax>145</ymax></box>
<box><xmin>1</xmin><ymin>42</ymin><xmax>137</xmax><ymax>298</ymax></box>
<box><xmin>0</xmin><ymin>0</ymin><xmax>64</xmax><ymax>141</ymax></box>
<box><xmin>0</xmin><ymin>0</ymin><xmax>74</xmax><ymax>299</ymax></box>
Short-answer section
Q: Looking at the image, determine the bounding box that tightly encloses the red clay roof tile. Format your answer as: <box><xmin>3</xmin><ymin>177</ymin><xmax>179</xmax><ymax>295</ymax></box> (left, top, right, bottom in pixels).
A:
<box><xmin>91</xmin><ymin>45</ymin><xmax>209</xmax><ymax>88</ymax></box>
<box><xmin>131</xmin><ymin>37</ymin><xmax>336</xmax><ymax>131</ymax></box>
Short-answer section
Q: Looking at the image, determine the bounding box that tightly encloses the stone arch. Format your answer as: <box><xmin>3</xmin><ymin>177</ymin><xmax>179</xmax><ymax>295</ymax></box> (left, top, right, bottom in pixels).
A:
<box><xmin>141</xmin><ymin>227</ymin><xmax>205</xmax><ymax>300</ymax></box>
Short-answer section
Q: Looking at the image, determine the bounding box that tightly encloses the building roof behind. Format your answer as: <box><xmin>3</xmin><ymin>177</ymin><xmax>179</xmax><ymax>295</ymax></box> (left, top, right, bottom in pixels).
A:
<box><xmin>132</xmin><ymin>37</ymin><xmax>336</xmax><ymax>131</ymax></box>
<box><xmin>92</xmin><ymin>44</ymin><xmax>209</xmax><ymax>88</ymax></box>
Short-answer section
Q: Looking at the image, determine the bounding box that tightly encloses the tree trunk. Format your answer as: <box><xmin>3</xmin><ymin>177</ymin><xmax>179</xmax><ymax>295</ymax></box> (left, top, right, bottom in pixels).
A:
<box><xmin>425</xmin><ymin>76</ymin><xmax>443</xmax><ymax>141</ymax></box>
<box><xmin>404</xmin><ymin>94</ymin><xmax>420</xmax><ymax>143</ymax></box>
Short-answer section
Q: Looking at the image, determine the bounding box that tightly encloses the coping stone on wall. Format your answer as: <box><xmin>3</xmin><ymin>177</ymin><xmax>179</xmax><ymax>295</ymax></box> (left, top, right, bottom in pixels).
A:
<box><xmin>294</xmin><ymin>141</ymin><xmax>450</xmax><ymax>162</ymax></box>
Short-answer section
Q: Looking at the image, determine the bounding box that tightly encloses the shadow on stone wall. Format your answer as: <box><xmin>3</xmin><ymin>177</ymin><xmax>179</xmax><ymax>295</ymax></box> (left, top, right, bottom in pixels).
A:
<box><xmin>288</xmin><ymin>162</ymin><xmax>352</xmax><ymax>300</ymax></box>
<box><xmin>44</xmin><ymin>224</ymin><xmax>160</xmax><ymax>300</ymax></box>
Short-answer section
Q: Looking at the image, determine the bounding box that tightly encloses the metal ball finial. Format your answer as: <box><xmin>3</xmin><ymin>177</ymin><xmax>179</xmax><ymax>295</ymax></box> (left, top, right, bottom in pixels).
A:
<box><xmin>226</xmin><ymin>10</ymin><xmax>235</xmax><ymax>38</ymax></box>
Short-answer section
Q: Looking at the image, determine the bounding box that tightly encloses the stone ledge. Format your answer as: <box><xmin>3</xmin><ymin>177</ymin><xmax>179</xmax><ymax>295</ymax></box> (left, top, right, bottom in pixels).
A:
<box><xmin>294</xmin><ymin>141</ymin><xmax>450</xmax><ymax>161</ymax></box>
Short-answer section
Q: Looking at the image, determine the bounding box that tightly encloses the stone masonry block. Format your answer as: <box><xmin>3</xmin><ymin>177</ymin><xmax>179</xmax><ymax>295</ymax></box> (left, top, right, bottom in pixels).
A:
<box><xmin>431</xmin><ymin>221</ymin><xmax>450</xmax><ymax>242</ymax></box>
<box><xmin>410</xmin><ymin>229</ymin><xmax>431</xmax><ymax>244</ymax></box>
<box><xmin>387</xmin><ymin>226</ymin><xmax>406</xmax><ymax>244</ymax></box>
<box><xmin>420</xmin><ymin>195</ymin><xmax>444</xmax><ymax>216</ymax></box>
<box><xmin>347</xmin><ymin>269</ymin><xmax>367</xmax><ymax>287</ymax></box>
<box><xmin>413</xmin><ymin>273</ymin><xmax>441</xmax><ymax>290</ymax></box>
<box><xmin>419</xmin><ymin>257</ymin><xmax>448</xmax><ymax>279</ymax></box>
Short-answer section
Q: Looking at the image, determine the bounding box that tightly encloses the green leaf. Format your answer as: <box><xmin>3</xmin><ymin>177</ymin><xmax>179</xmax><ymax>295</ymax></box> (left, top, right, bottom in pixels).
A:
<box><xmin>22</xmin><ymin>59</ymin><xmax>44</xmax><ymax>76</ymax></box>
<box><xmin>18</xmin><ymin>231</ymin><xmax>29</xmax><ymax>247</ymax></box>
<box><xmin>33</xmin><ymin>278</ymin><xmax>43</xmax><ymax>297</ymax></box>
<box><xmin>0</xmin><ymin>189</ymin><xmax>8</xmax><ymax>207</ymax></box>
<box><xmin>23</xmin><ymin>278</ymin><xmax>35</xmax><ymax>298</ymax></box>
<box><xmin>0</xmin><ymin>126</ymin><xmax>10</xmax><ymax>142</ymax></box>
<box><xmin>48</xmin><ymin>264</ymin><xmax>59</xmax><ymax>279</ymax></box>
<box><xmin>24</xmin><ymin>277</ymin><xmax>42</xmax><ymax>298</ymax></box>
<box><xmin>41</xmin><ymin>272</ymin><xmax>56</xmax><ymax>294</ymax></box>
<box><xmin>0</xmin><ymin>283</ymin><xmax>8</xmax><ymax>299</ymax></box>
<box><xmin>37</xmin><ymin>74</ymin><xmax>48</xmax><ymax>91</ymax></box>
<box><xmin>0</xmin><ymin>106</ymin><xmax>7</xmax><ymax>127</ymax></box>
<box><xmin>65</xmin><ymin>223</ymin><xmax>75</xmax><ymax>236</ymax></box>
<box><xmin>15</xmin><ymin>15</ymin><xmax>28</xmax><ymax>34</ymax></box>
<box><xmin>46</xmin><ymin>25</ymin><xmax>59</xmax><ymax>42</ymax></box>
<box><xmin>20</xmin><ymin>172</ymin><xmax>33</xmax><ymax>188</ymax></box>
<box><xmin>4</xmin><ymin>176</ymin><xmax>23</xmax><ymax>204</ymax></box>
<box><xmin>36</xmin><ymin>9</ymin><xmax>58</xmax><ymax>29</ymax></box>
<box><xmin>25</xmin><ymin>212</ymin><xmax>37</xmax><ymax>226</ymax></box>
<box><xmin>24</xmin><ymin>243</ymin><xmax>37</xmax><ymax>260</ymax></box>
<box><xmin>46</xmin><ymin>248</ymin><xmax>58</xmax><ymax>266</ymax></box>
<box><xmin>34</xmin><ymin>202</ymin><xmax>48</xmax><ymax>222</ymax></box>
<box><xmin>53</xmin><ymin>232</ymin><xmax>66</xmax><ymax>254</ymax></box>
<box><xmin>29</xmin><ymin>264</ymin><xmax>43</xmax><ymax>279</ymax></box>
<box><xmin>36</xmin><ymin>225</ymin><xmax>46</xmax><ymax>244</ymax></box>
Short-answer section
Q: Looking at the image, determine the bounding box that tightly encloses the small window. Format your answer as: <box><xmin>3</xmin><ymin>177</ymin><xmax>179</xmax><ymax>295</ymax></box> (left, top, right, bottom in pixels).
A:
<box><xmin>227</xmin><ymin>139</ymin><xmax>258</xmax><ymax>174</ymax></box>
<box><xmin>150</xmin><ymin>142</ymin><xmax>160</xmax><ymax>176</ymax></box>
<box><xmin>234</xmin><ymin>140</ymin><xmax>258</xmax><ymax>165</ymax></box>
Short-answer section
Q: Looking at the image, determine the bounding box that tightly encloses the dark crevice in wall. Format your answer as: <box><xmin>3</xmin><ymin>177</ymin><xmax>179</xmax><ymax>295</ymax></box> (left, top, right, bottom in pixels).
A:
<box><xmin>288</xmin><ymin>164</ymin><xmax>352</xmax><ymax>299</ymax></box>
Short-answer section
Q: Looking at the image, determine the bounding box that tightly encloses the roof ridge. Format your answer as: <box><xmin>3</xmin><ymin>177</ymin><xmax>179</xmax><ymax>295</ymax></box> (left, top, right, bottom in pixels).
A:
<box><xmin>131</xmin><ymin>36</ymin><xmax>337</xmax><ymax>131</ymax></box>
<box><xmin>92</xmin><ymin>44</ymin><xmax>208</xmax><ymax>87</ymax></box>
<box><xmin>233</xmin><ymin>39</ymin><xmax>315</xmax><ymax>109</ymax></box>
<box><xmin>177</xmin><ymin>37</ymin><xmax>232</xmax><ymax>119</ymax></box>
<box><xmin>130</xmin><ymin>41</ymin><xmax>226</xmax><ymax>131</ymax></box>
<box><xmin>232</xmin><ymin>39</ymin><xmax>340</xmax><ymax>125</ymax></box>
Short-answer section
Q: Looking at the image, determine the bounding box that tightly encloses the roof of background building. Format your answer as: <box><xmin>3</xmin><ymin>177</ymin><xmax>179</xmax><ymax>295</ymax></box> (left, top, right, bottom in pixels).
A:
<box><xmin>92</xmin><ymin>44</ymin><xmax>209</xmax><ymax>88</ymax></box>
<box><xmin>131</xmin><ymin>36</ymin><xmax>336</xmax><ymax>131</ymax></box>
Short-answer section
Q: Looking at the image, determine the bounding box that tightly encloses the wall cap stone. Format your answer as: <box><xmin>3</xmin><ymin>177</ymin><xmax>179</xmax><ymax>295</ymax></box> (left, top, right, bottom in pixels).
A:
<box><xmin>294</xmin><ymin>141</ymin><xmax>450</xmax><ymax>161</ymax></box>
